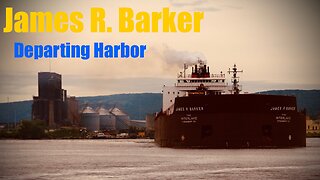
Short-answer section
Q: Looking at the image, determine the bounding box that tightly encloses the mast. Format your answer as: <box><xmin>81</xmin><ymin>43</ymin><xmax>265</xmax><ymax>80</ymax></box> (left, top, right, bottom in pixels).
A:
<box><xmin>228</xmin><ymin>64</ymin><xmax>243</xmax><ymax>94</ymax></box>
<box><xmin>183</xmin><ymin>63</ymin><xmax>188</xmax><ymax>78</ymax></box>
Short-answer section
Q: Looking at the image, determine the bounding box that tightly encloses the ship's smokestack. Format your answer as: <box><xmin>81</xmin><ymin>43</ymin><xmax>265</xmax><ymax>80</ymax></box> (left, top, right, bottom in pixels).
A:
<box><xmin>195</xmin><ymin>65</ymin><xmax>197</xmax><ymax>73</ymax></box>
<box><xmin>204</xmin><ymin>65</ymin><xmax>207</xmax><ymax>73</ymax></box>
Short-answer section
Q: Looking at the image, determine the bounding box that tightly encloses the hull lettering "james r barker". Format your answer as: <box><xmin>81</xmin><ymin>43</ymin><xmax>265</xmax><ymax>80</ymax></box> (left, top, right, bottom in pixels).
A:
<box><xmin>175</xmin><ymin>106</ymin><xmax>204</xmax><ymax>112</ymax></box>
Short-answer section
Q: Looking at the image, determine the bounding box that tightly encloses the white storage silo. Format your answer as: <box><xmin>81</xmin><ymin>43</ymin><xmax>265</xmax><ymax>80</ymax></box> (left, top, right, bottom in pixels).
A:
<box><xmin>96</xmin><ymin>107</ymin><xmax>116</xmax><ymax>130</ymax></box>
<box><xmin>80</xmin><ymin>106</ymin><xmax>99</xmax><ymax>131</ymax></box>
<box><xmin>109</xmin><ymin>107</ymin><xmax>130</xmax><ymax>130</ymax></box>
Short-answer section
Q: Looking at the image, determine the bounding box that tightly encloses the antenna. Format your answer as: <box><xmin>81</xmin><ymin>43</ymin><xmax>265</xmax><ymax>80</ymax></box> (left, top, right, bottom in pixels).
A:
<box><xmin>227</xmin><ymin>64</ymin><xmax>243</xmax><ymax>94</ymax></box>
<box><xmin>183</xmin><ymin>63</ymin><xmax>188</xmax><ymax>78</ymax></box>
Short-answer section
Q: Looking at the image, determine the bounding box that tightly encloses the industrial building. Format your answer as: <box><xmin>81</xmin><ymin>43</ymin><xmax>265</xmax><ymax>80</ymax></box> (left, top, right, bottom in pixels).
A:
<box><xmin>306</xmin><ymin>117</ymin><xmax>320</xmax><ymax>134</ymax></box>
<box><xmin>67</xmin><ymin>96</ymin><xmax>80</xmax><ymax>126</ymax></box>
<box><xmin>129</xmin><ymin>120</ymin><xmax>146</xmax><ymax>129</ymax></box>
<box><xmin>79</xmin><ymin>106</ymin><xmax>132</xmax><ymax>132</ymax></box>
<box><xmin>32</xmin><ymin>72</ymin><xmax>79</xmax><ymax>128</ymax></box>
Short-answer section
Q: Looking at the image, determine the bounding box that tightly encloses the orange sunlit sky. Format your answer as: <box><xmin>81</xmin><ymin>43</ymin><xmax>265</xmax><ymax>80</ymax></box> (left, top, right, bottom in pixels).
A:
<box><xmin>0</xmin><ymin>0</ymin><xmax>319</xmax><ymax>102</ymax></box>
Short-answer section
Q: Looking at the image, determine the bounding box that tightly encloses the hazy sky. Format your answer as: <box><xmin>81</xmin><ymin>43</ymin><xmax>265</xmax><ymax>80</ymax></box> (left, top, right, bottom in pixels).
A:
<box><xmin>0</xmin><ymin>0</ymin><xmax>319</xmax><ymax>102</ymax></box>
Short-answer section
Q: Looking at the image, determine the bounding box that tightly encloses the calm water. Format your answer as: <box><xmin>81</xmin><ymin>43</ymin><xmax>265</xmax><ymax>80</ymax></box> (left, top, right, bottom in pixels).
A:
<box><xmin>0</xmin><ymin>139</ymin><xmax>320</xmax><ymax>180</ymax></box>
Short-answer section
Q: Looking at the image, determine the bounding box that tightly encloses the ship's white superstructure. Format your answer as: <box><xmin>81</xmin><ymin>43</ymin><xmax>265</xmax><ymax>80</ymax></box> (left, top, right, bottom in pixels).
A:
<box><xmin>162</xmin><ymin>60</ymin><xmax>241</xmax><ymax>114</ymax></box>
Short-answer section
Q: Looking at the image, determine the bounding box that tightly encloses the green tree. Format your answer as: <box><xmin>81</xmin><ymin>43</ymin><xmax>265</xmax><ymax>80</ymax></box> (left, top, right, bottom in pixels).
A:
<box><xmin>17</xmin><ymin>120</ymin><xmax>47</xmax><ymax>139</ymax></box>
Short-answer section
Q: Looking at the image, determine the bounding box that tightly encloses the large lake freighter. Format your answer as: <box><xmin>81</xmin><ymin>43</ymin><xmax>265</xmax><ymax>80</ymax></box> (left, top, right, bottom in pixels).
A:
<box><xmin>155</xmin><ymin>60</ymin><xmax>306</xmax><ymax>148</ymax></box>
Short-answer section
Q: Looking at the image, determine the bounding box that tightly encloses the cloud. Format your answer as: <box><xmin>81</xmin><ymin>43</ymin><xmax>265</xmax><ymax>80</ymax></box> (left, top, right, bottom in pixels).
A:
<box><xmin>169</xmin><ymin>0</ymin><xmax>209</xmax><ymax>7</ymax></box>
<box><xmin>223</xmin><ymin>5</ymin><xmax>243</xmax><ymax>10</ymax></box>
<box><xmin>194</xmin><ymin>7</ymin><xmax>220</xmax><ymax>12</ymax></box>
<box><xmin>0</xmin><ymin>69</ymin><xmax>175</xmax><ymax>102</ymax></box>
<box><xmin>0</xmin><ymin>72</ymin><xmax>36</xmax><ymax>94</ymax></box>
<box><xmin>169</xmin><ymin>0</ymin><xmax>245</xmax><ymax>12</ymax></box>
<box><xmin>169</xmin><ymin>0</ymin><xmax>220</xmax><ymax>12</ymax></box>
<box><xmin>0</xmin><ymin>44</ymin><xmax>208</xmax><ymax>102</ymax></box>
<box><xmin>0</xmin><ymin>69</ymin><xmax>319</xmax><ymax>103</ymax></box>
<box><xmin>148</xmin><ymin>44</ymin><xmax>206</xmax><ymax>68</ymax></box>
<box><xmin>170</xmin><ymin>0</ymin><xmax>244</xmax><ymax>12</ymax></box>
<box><xmin>60</xmin><ymin>76</ymin><xmax>175</xmax><ymax>97</ymax></box>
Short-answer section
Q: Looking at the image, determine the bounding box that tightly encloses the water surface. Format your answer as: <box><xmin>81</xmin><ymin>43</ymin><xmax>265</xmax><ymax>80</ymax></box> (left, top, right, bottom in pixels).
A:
<box><xmin>0</xmin><ymin>139</ymin><xmax>319</xmax><ymax>179</ymax></box>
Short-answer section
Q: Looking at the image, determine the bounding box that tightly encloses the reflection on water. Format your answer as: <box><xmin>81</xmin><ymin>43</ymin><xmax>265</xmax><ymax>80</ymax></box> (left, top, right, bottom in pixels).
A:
<box><xmin>0</xmin><ymin>139</ymin><xmax>320</xmax><ymax>179</ymax></box>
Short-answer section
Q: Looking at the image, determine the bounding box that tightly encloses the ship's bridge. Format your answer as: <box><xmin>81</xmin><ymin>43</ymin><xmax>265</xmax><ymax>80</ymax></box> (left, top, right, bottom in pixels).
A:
<box><xmin>176</xmin><ymin>60</ymin><xmax>228</xmax><ymax>91</ymax></box>
<box><xmin>162</xmin><ymin>60</ymin><xmax>232</xmax><ymax>114</ymax></box>
<box><xmin>177</xmin><ymin>74</ymin><xmax>226</xmax><ymax>87</ymax></box>
<box><xmin>162</xmin><ymin>60</ymin><xmax>244</xmax><ymax>114</ymax></box>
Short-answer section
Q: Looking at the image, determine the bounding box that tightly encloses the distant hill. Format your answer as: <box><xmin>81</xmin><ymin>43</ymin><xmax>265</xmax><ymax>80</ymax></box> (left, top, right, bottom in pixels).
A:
<box><xmin>0</xmin><ymin>90</ymin><xmax>319</xmax><ymax>123</ymax></box>
<box><xmin>0</xmin><ymin>100</ymin><xmax>32</xmax><ymax>123</ymax></box>
<box><xmin>0</xmin><ymin>93</ymin><xmax>162</xmax><ymax>123</ymax></box>
<box><xmin>77</xmin><ymin>93</ymin><xmax>162</xmax><ymax>120</ymax></box>
<box><xmin>257</xmin><ymin>90</ymin><xmax>320</xmax><ymax>119</ymax></box>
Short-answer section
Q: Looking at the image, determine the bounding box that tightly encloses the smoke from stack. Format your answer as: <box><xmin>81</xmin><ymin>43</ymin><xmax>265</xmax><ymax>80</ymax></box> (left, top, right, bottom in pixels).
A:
<box><xmin>146</xmin><ymin>44</ymin><xmax>206</xmax><ymax>71</ymax></box>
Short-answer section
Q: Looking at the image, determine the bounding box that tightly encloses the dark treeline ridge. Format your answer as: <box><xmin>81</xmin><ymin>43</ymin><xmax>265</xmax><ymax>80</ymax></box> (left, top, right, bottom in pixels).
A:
<box><xmin>0</xmin><ymin>90</ymin><xmax>319</xmax><ymax>123</ymax></box>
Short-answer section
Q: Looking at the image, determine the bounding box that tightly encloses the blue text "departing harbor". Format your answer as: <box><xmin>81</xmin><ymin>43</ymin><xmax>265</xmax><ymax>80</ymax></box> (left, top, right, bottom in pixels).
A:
<box><xmin>13</xmin><ymin>42</ymin><xmax>147</xmax><ymax>60</ymax></box>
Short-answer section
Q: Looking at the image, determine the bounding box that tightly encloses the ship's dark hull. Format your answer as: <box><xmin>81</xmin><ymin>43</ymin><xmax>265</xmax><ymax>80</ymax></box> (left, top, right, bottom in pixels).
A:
<box><xmin>155</xmin><ymin>94</ymin><xmax>306</xmax><ymax>148</ymax></box>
